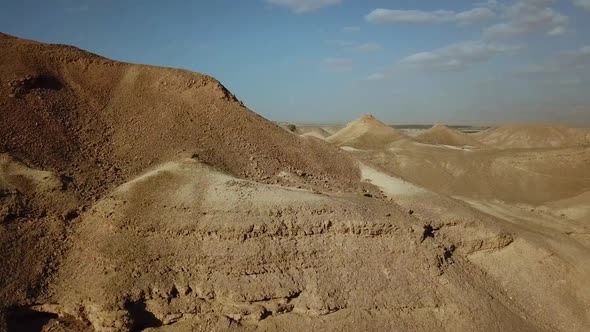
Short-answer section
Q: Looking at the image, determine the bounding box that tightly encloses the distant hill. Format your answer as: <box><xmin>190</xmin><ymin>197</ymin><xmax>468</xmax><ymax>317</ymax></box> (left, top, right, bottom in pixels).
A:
<box><xmin>475</xmin><ymin>124</ymin><xmax>590</xmax><ymax>148</ymax></box>
<box><xmin>327</xmin><ymin>114</ymin><xmax>406</xmax><ymax>149</ymax></box>
<box><xmin>414</xmin><ymin>124</ymin><xmax>484</xmax><ymax>147</ymax></box>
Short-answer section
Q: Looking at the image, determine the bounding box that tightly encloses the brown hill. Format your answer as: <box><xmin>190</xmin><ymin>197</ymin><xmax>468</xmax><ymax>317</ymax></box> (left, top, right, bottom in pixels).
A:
<box><xmin>320</xmin><ymin>125</ymin><xmax>345</xmax><ymax>135</ymax></box>
<box><xmin>475</xmin><ymin>124</ymin><xmax>590</xmax><ymax>148</ymax></box>
<box><xmin>2</xmin><ymin>33</ymin><xmax>589</xmax><ymax>332</ymax></box>
<box><xmin>300</xmin><ymin>131</ymin><xmax>326</xmax><ymax>139</ymax></box>
<box><xmin>414</xmin><ymin>124</ymin><xmax>484</xmax><ymax>147</ymax></box>
<box><xmin>326</xmin><ymin>114</ymin><xmax>406</xmax><ymax>149</ymax></box>
<box><xmin>296</xmin><ymin>125</ymin><xmax>331</xmax><ymax>138</ymax></box>
<box><xmin>47</xmin><ymin>159</ymin><xmax>549</xmax><ymax>332</ymax></box>
<box><xmin>370</xmin><ymin>141</ymin><xmax>590</xmax><ymax>205</ymax></box>
<box><xmin>0</xmin><ymin>33</ymin><xmax>373</xmax><ymax>326</ymax></box>
<box><xmin>277</xmin><ymin>122</ymin><xmax>298</xmax><ymax>133</ymax></box>
<box><xmin>0</xmin><ymin>32</ymin><xmax>364</xmax><ymax>201</ymax></box>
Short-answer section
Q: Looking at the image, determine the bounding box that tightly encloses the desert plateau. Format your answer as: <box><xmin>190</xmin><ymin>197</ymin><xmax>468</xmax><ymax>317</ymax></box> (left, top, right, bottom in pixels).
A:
<box><xmin>1</xmin><ymin>2</ymin><xmax>590</xmax><ymax>331</ymax></box>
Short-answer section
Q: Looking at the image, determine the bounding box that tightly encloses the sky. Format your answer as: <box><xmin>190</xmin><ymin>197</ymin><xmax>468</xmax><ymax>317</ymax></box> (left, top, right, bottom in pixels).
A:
<box><xmin>1</xmin><ymin>0</ymin><xmax>590</xmax><ymax>125</ymax></box>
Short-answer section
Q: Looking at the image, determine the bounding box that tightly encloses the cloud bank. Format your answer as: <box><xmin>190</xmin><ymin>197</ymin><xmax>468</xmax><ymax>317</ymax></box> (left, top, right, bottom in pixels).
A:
<box><xmin>400</xmin><ymin>41</ymin><xmax>519</xmax><ymax>70</ymax></box>
<box><xmin>266</xmin><ymin>0</ymin><xmax>341</xmax><ymax>13</ymax></box>
<box><xmin>366</xmin><ymin>7</ymin><xmax>494</xmax><ymax>25</ymax></box>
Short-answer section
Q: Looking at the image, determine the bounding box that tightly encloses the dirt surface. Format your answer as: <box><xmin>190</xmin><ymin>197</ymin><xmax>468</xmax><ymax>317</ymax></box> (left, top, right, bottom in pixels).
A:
<box><xmin>0</xmin><ymin>33</ymin><xmax>374</xmax><ymax>331</ymax></box>
<box><xmin>370</xmin><ymin>140</ymin><xmax>590</xmax><ymax>204</ymax></box>
<box><xmin>1</xmin><ymin>33</ymin><xmax>590</xmax><ymax>332</ymax></box>
<box><xmin>326</xmin><ymin>114</ymin><xmax>406</xmax><ymax>149</ymax></box>
<box><xmin>475</xmin><ymin>124</ymin><xmax>590</xmax><ymax>148</ymax></box>
<box><xmin>45</xmin><ymin>160</ymin><xmax>547</xmax><ymax>331</ymax></box>
<box><xmin>0</xmin><ymin>32</ymin><xmax>365</xmax><ymax>201</ymax></box>
<box><xmin>414</xmin><ymin>124</ymin><xmax>484</xmax><ymax>147</ymax></box>
<box><xmin>294</xmin><ymin>125</ymin><xmax>344</xmax><ymax>136</ymax></box>
<box><xmin>299</xmin><ymin>131</ymin><xmax>326</xmax><ymax>140</ymax></box>
<box><xmin>326</xmin><ymin>116</ymin><xmax>590</xmax><ymax>331</ymax></box>
<box><xmin>288</xmin><ymin>125</ymin><xmax>332</xmax><ymax>138</ymax></box>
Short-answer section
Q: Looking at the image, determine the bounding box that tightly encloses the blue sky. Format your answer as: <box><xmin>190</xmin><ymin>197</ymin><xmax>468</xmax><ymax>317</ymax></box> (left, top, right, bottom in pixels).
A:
<box><xmin>1</xmin><ymin>0</ymin><xmax>589</xmax><ymax>125</ymax></box>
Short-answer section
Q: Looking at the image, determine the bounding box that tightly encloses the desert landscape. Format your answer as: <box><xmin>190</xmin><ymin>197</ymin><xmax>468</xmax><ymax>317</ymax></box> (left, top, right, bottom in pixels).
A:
<box><xmin>1</xmin><ymin>31</ymin><xmax>590</xmax><ymax>332</ymax></box>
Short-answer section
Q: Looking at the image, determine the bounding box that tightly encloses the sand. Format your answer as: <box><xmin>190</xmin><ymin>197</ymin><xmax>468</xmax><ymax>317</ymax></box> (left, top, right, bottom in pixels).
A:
<box><xmin>299</xmin><ymin>131</ymin><xmax>326</xmax><ymax>140</ymax></box>
<box><xmin>326</xmin><ymin>114</ymin><xmax>406</xmax><ymax>150</ymax></box>
<box><xmin>1</xmin><ymin>33</ymin><xmax>590</xmax><ymax>332</ymax></box>
<box><xmin>294</xmin><ymin>125</ymin><xmax>332</xmax><ymax>138</ymax></box>
<box><xmin>0</xmin><ymin>33</ymin><xmax>366</xmax><ymax>200</ymax></box>
<box><xmin>475</xmin><ymin>124</ymin><xmax>590</xmax><ymax>148</ymax></box>
<box><xmin>0</xmin><ymin>33</ymin><xmax>376</xmax><ymax>331</ymax></box>
<box><xmin>359</xmin><ymin>163</ymin><xmax>424</xmax><ymax>196</ymax></box>
<box><xmin>372</xmin><ymin>140</ymin><xmax>590</xmax><ymax>205</ymax></box>
<box><xmin>337</xmin><ymin>117</ymin><xmax>590</xmax><ymax>332</ymax></box>
<box><xmin>414</xmin><ymin>124</ymin><xmax>484</xmax><ymax>147</ymax></box>
<box><xmin>35</xmin><ymin>159</ymin><xmax>555</xmax><ymax>331</ymax></box>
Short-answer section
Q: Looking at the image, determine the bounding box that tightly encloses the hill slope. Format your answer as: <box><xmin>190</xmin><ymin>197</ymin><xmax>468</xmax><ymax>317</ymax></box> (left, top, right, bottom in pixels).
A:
<box><xmin>475</xmin><ymin>124</ymin><xmax>589</xmax><ymax>148</ymax></box>
<box><xmin>1</xmin><ymin>33</ymin><xmax>588</xmax><ymax>332</ymax></box>
<box><xmin>326</xmin><ymin>114</ymin><xmax>406</xmax><ymax>149</ymax></box>
<box><xmin>414</xmin><ymin>124</ymin><xmax>483</xmax><ymax>147</ymax></box>
<box><xmin>0</xmin><ymin>32</ymin><xmax>373</xmax><ymax>326</ymax></box>
<box><xmin>0</xmin><ymin>32</ymin><xmax>363</xmax><ymax>201</ymax></box>
<box><xmin>297</xmin><ymin>126</ymin><xmax>331</xmax><ymax>139</ymax></box>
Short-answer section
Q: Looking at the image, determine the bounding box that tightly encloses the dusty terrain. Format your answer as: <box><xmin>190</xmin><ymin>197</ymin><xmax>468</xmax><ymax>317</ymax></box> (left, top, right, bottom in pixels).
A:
<box><xmin>413</xmin><ymin>124</ymin><xmax>485</xmax><ymax>147</ymax></box>
<box><xmin>475</xmin><ymin>124</ymin><xmax>590</xmax><ymax>149</ymax></box>
<box><xmin>1</xmin><ymin>33</ymin><xmax>590</xmax><ymax>332</ymax></box>
<box><xmin>326</xmin><ymin>114</ymin><xmax>406</xmax><ymax>150</ymax></box>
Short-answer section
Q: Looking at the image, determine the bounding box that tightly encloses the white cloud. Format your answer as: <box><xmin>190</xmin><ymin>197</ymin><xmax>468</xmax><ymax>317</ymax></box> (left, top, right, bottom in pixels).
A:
<box><xmin>322</xmin><ymin>58</ymin><xmax>353</xmax><ymax>71</ymax></box>
<box><xmin>548</xmin><ymin>26</ymin><xmax>566</xmax><ymax>36</ymax></box>
<box><xmin>343</xmin><ymin>26</ymin><xmax>360</xmax><ymax>32</ymax></box>
<box><xmin>483</xmin><ymin>0</ymin><xmax>568</xmax><ymax>39</ymax></box>
<box><xmin>484</xmin><ymin>23</ymin><xmax>524</xmax><ymax>36</ymax></box>
<box><xmin>330</xmin><ymin>40</ymin><xmax>357</xmax><ymax>47</ymax></box>
<box><xmin>365</xmin><ymin>7</ymin><xmax>494</xmax><ymax>25</ymax></box>
<box><xmin>574</xmin><ymin>0</ymin><xmax>590</xmax><ymax>11</ymax></box>
<box><xmin>399</xmin><ymin>41</ymin><xmax>519</xmax><ymax>70</ymax></box>
<box><xmin>356</xmin><ymin>42</ymin><xmax>383</xmax><ymax>53</ymax></box>
<box><xmin>266</xmin><ymin>0</ymin><xmax>341</xmax><ymax>13</ymax></box>
<box><xmin>363</xmin><ymin>73</ymin><xmax>385</xmax><ymax>81</ymax></box>
<box><xmin>329</xmin><ymin>40</ymin><xmax>383</xmax><ymax>53</ymax></box>
<box><xmin>556</xmin><ymin>78</ymin><xmax>582</xmax><ymax>85</ymax></box>
<box><xmin>563</xmin><ymin>46</ymin><xmax>590</xmax><ymax>60</ymax></box>
<box><xmin>519</xmin><ymin>46</ymin><xmax>590</xmax><ymax>76</ymax></box>
<box><xmin>519</xmin><ymin>64</ymin><xmax>561</xmax><ymax>74</ymax></box>
<box><xmin>455</xmin><ymin>8</ymin><xmax>497</xmax><ymax>24</ymax></box>
<box><xmin>475</xmin><ymin>0</ymin><xmax>500</xmax><ymax>9</ymax></box>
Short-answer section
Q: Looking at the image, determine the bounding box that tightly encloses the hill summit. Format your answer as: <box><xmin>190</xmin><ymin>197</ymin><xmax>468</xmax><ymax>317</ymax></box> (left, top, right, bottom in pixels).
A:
<box><xmin>414</xmin><ymin>124</ymin><xmax>483</xmax><ymax>147</ymax></box>
<box><xmin>327</xmin><ymin>114</ymin><xmax>406</xmax><ymax>149</ymax></box>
